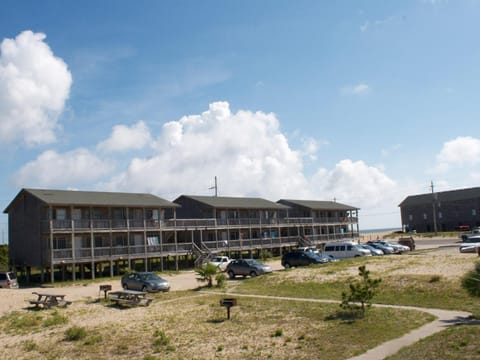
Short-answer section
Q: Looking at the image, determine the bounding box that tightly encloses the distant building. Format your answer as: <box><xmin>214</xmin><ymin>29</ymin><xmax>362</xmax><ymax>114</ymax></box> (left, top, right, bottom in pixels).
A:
<box><xmin>399</xmin><ymin>187</ymin><xmax>480</xmax><ymax>232</ymax></box>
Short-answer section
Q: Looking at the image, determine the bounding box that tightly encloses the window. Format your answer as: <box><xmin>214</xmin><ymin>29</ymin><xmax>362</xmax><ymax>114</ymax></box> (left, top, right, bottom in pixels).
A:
<box><xmin>54</xmin><ymin>237</ymin><xmax>70</xmax><ymax>249</ymax></box>
<box><xmin>409</xmin><ymin>214</ymin><xmax>413</xmax><ymax>221</ymax></box>
<box><xmin>423</xmin><ymin>213</ymin><xmax>427</xmax><ymax>220</ymax></box>
<box><xmin>438</xmin><ymin>212</ymin><xmax>442</xmax><ymax>219</ymax></box>
<box><xmin>473</xmin><ymin>209</ymin><xmax>477</xmax><ymax>216</ymax></box>
<box><xmin>54</xmin><ymin>208</ymin><xmax>66</xmax><ymax>220</ymax></box>
<box><xmin>146</xmin><ymin>209</ymin><xmax>159</xmax><ymax>220</ymax></box>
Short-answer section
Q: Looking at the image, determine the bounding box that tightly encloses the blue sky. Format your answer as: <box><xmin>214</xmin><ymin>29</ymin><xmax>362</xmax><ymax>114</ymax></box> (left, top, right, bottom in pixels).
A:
<box><xmin>1</xmin><ymin>0</ymin><xmax>480</xmax><ymax>242</ymax></box>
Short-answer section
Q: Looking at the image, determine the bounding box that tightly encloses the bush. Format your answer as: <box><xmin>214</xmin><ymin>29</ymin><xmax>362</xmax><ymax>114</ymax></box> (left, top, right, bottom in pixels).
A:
<box><xmin>462</xmin><ymin>261</ymin><xmax>480</xmax><ymax>297</ymax></box>
<box><xmin>215</xmin><ymin>273</ymin><xmax>227</xmax><ymax>288</ymax></box>
<box><xmin>64</xmin><ymin>326</ymin><xmax>87</xmax><ymax>341</ymax></box>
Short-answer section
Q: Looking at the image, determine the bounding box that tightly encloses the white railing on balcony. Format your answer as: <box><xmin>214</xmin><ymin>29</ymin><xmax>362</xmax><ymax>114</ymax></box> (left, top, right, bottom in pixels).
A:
<box><xmin>50</xmin><ymin>231</ymin><xmax>357</xmax><ymax>262</ymax></box>
<box><xmin>44</xmin><ymin>216</ymin><xmax>358</xmax><ymax>233</ymax></box>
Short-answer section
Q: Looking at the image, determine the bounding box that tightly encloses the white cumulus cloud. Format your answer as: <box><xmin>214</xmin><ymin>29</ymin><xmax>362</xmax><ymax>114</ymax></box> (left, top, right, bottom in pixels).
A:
<box><xmin>104</xmin><ymin>101</ymin><xmax>310</xmax><ymax>199</ymax></box>
<box><xmin>0</xmin><ymin>30</ymin><xmax>72</xmax><ymax>146</ymax></box>
<box><xmin>310</xmin><ymin>159</ymin><xmax>396</xmax><ymax>207</ymax></box>
<box><xmin>435</xmin><ymin>136</ymin><xmax>480</xmax><ymax>172</ymax></box>
<box><xmin>14</xmin><ymin>149</ymin><xmax>114</xmax><ymax>187</ymax></box>
<box><xmin>97</xmin><ymin>121</ymin><xmax>152</xmax><ymax>153</ymax></box>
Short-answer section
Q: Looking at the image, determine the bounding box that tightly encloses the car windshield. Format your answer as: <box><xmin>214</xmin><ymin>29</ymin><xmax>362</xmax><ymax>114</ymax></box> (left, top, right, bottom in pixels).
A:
<box><xmin>141</xmin><ymin>273</ymin><xmax>160</xmax><ymax>281</ymax></box>
<box><xmin>245</xmin><ymin>259</ymin><xmax>262</xmax><ymax>266</ymax></box>
<box><xmin>305</xmin><ymin>252</ymin><xmax>319</xmax><ymax>259</ymax></box>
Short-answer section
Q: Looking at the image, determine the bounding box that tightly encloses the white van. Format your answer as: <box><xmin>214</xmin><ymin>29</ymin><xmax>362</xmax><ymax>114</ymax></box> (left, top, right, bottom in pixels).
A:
<box><xmin>322</xmin><ymin>241</ymin><xmax>371</xmax><ymax>259</ymax></box>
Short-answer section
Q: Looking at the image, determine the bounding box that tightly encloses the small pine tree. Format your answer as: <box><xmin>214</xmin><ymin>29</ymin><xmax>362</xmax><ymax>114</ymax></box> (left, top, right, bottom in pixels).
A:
<box><xmin>341</xmin><ymin>265</ymin><xmax>381</xmax><ymax>317</ymax></box>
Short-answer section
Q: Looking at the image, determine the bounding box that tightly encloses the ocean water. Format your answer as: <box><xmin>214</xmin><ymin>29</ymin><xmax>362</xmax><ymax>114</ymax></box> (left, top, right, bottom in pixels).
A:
<box><xmin>359</xmin><ymin>227</ymin><xmax>401</xmax><ymax>234</ymax></box>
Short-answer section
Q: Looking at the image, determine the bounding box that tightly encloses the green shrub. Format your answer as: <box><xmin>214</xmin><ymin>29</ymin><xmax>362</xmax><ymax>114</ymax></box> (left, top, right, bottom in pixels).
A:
<box><xmin>42</xmin><ymin>311</ymin><xmax>68</xmax><ymax>327</ymax></box>
<box><xmin>272</xmin><ymin>328</ymin><xmax>283</xmax><ymax>337</ymax></box>
<box><xmin>462</xmin><ymin>261</ymin><xmax>480</xmax><ymax>297</ymax></box>
<box><xmin>215</xmin><ymin>273</ymin><xmax>227</xmax><ymax>288</ymax></box>
<box><xmin>195</xmin><ymin>263</ymin><xmax>219</xmax><ymax>288</ymax></box>
<box><xmin>65</xmin><ymin>326</ymin><xmax>87</xmax><ymax>341</ymax></box>
<box><xmin>152</xmin><ymin>329</ymin><xmax>171</xmax><ymax>352</ymax></box>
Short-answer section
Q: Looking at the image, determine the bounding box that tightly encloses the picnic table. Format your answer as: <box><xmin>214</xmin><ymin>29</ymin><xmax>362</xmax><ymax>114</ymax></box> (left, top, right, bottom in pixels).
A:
<box><xmin>108</xmin><ymin>290</ymin><xmax>153</xmax><ymax>307</ymax></box>
<box><xmin>29</xmin><ymin>292</ymin><xmax>72</xmax><ymax>309</ymax></box>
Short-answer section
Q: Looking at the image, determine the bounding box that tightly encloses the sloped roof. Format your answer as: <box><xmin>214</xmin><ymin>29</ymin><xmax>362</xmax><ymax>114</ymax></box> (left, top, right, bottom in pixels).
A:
<box><xmin>4</xmin><ymin>188</ymin><xmax>179</xmax><ymax>213</ymax></box>
<box><xmin>399</xmin><ymin>187</ymin><xmax>480</xmax><ymax>207</ymax></box>
<box><xmin>176</xmin><ymin>195</ymin><xmax>290</xmax><ymax>210</ymax></box>
<box><xmin>278</xmin><ymin>199</ymin><xmax>359</xmax><ymax>211</ymax></box>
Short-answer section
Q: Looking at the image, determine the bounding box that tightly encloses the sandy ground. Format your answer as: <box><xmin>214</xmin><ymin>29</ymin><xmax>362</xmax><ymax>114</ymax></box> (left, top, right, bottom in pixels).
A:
<box><xmin>0</xmin><ymin>235</ymin><xmax>467</xmax><ymax>317</ymax></box>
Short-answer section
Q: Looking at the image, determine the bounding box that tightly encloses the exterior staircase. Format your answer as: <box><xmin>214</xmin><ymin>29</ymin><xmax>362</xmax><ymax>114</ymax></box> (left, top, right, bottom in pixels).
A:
<box><xmin>193</xmin><ymin>242</ymin><xmax>215</xmax><ymax>267</ymax></box>
<box><xmin>297</xmin><ymin>235</ymin><xmax>314</xmax><ymax>247</ymax></box>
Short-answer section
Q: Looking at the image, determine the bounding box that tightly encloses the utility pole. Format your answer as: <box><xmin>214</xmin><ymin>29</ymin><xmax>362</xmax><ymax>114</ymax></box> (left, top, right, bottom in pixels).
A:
<box><xmin>209</xmin><ymin>176</ymin><xmax>218</xmax><ymax>197</ymax></box>
<box><xmin>431</xmin><ymin>180</ymin><xmax>438</xmax><ymax>234</ymax></box>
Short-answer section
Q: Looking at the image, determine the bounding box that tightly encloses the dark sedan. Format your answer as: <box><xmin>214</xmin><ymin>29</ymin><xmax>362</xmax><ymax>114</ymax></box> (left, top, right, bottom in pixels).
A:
<box><xmin>121</xmin><ymin>272</ymin><xmax>170</xmax><ymax>292</ymax></box>
<box><xmin>281</xmin><ymin>251</ymin><xmax>327</xmax><ymax>268</ymax></box>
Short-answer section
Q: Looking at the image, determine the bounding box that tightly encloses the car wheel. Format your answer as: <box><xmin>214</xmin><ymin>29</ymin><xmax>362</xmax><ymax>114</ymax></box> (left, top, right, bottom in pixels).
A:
<box><xmin>142</xmin><ymin>285</ymin><xmax>147</xmax><ymax>292</ymax></box>
<box><xmin>122</xmin><ymin>283</ymin><xmax>128</xmax><ymax>290</ymax></box>
<box><xmin>284</xmin><ymin>263</ymin><xmax>291</xmax><ymax>269</ymax></box>
<box><xmin>249</xmin><ymin>271</ymin><xmax>257</xmax><ymax>277</ymax></box>
<box><xmin>228</xmin><ymin>271</ymin><xmax>235</xmax><ymax>279</ymax></box>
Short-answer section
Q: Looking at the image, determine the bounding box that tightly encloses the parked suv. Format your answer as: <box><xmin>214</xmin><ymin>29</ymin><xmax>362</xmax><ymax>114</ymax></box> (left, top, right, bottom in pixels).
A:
<box><xmin>0</xmin><ymin>271</ymin><xmax>19</xmax><ymax>288</ymax></box>
<box><xmin>281</xmin><ymin>251</ymin><xmax>327</xmax><ymax>268</ymax></box>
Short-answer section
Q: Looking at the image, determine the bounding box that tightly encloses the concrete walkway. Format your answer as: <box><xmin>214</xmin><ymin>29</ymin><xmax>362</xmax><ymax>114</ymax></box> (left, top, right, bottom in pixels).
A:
<box><xmin>208</xmin><ymin>291</ymin><xmax>474</xmax><ymax>360</ymax></box>
<box><xmin>348</xmin><ymin>304</ymin><xmax>472</xmax><ymax>360</ymax></box>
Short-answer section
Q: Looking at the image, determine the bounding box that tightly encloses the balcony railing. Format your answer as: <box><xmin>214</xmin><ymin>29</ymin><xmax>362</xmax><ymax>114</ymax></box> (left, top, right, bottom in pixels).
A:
<box><xmin>50</xmin><ymin>232</ymin><xmax>356</xmax><ymax>262</ymax></box>
<box><xmin>43</xmin><ymin>215</ymin><xmax>358</xmax><ymax>233</ymax></box>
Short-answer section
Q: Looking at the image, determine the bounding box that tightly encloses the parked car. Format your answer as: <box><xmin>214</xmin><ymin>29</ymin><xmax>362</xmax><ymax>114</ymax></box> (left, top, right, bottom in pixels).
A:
<box><xmin>316</xmin><ymin>253</ymin><xmax>340</xmax><ymax>262</ymax></box>
<box><xmin>297</xmin><ymin>246</ymin><xmax>320</xmax><ymax>254</ymax></box>
<box><xmin>360</xmin><ymin>244</ymin><xmax>384</xmax><ymax>256</ymax></box>
<box><xmin>281</xmin><ymin>251</ymin><xmax>327</xmax><ymax>268</ymax></box>
<box><xmin>225</xmin><ymin>259</ymin><xmax>272</xmax><ymax>279</ymax></box>
<box><xmin>366</xmin><ymin>242</ymin><xmax>394</xmax><ymax>254</ymax></box>
<box><xmin>121</xmin><ymin>272</ymin><xmax>170</xmax><ymax>292</ymax></box>
<box><xmin>398</xmin><ymin>237</ymin><xmax>416</xmax><ymax>251</ymax></box>
<box><xmin>460</xmin><ymin>228</ymin><xmax>480</xmax><ymax>241</ymax></box>
<box><xmin>323</xmin><ymin>241</ymin><xmax>371</xmax><ymax>259</ymax></box>
<box><xmin>369</xmin><ymin>241</ymin><xmax>407</xmax><ymax>254</ymax></box>
<box><xmin>0</xmin><ymin>271</ymin><xmax>19</xmax><ymax>288</ymax></box>
<box><xmin>459</xmin><ymin>236</ymin><xmax>480</xmax><ymax>253</ymax></box>
<box><xmin>459</xmin><ymin>244</ymin><xmax>480</xmax><ymax>253</ymax></box>
<box><xmin>387</xmin><ymin>241</ymin><xmax>411</xmax><ymax>253</ymax></box>
<box><xmin>208</xmin><ymin>256</ymin><xmax>233</xmax><ymax>271</ymax></box>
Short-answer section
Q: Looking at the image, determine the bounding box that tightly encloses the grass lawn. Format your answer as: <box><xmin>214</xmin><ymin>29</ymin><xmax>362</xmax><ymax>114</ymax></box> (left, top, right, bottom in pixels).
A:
<box><xmin>2</xmin><ymin>249</ymin><xmax>480</xmax><ymax>359</ymax></box>
<box><xmin>385</xmin><ymin>325</ymin><xmax>480</xmax><ymax>360</ymax></box>
<box><xmin>0</xmin><ymin>293</ymin><xmax>434</xmax><ymax>360</ymax></box>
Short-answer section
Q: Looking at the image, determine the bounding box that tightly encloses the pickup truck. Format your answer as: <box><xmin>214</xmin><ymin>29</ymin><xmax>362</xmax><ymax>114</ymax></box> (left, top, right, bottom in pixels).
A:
<box><xmin>208</xmin><ymin>256</ymin><xmax>233</xmax><ymax>271</ymax></box>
